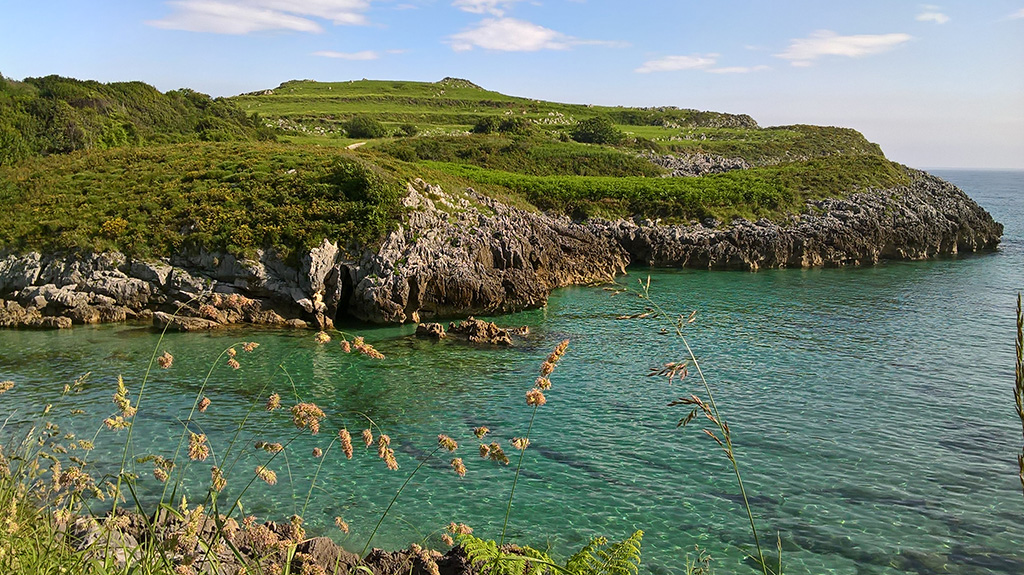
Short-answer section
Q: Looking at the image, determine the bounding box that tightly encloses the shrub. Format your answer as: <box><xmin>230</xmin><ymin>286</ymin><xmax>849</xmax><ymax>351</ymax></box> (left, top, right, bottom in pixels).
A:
<box><xmin>472</xmin><ymin>116</ymin><xmax>501</xmax><ymax>134</ymax></box>
<box><xmin>472</xmin><ymin>116</ymin><xmax>534</xmax><ymax>136</ymax></box>
<box><xmin>571</xmin><ymin>116</ymin><xmax>624</xmax><ymax>145</ymax></box>
<box><xmin>398</xmin><ymin>123</ymin><xmax>419</xmax><ymax>137</ymax></box>
<box><xmin>343</xmin><ymin>116</ymin><xmax>387</xmax><ymax>139</ymax></box>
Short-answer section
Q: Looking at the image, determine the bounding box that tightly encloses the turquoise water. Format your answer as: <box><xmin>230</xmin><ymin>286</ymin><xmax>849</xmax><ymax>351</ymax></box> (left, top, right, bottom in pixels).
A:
<box><xmin>2</xmin><ymin>169</ymin><xmax>1023</xmax><ymax>574</ymax></box>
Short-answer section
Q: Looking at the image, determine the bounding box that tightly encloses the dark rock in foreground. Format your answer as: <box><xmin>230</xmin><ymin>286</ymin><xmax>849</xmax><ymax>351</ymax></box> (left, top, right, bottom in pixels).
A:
<box><xmin>0</xmin><ymin>170</ymin><xmax>1003</xmax><ymax>329</ymax></box>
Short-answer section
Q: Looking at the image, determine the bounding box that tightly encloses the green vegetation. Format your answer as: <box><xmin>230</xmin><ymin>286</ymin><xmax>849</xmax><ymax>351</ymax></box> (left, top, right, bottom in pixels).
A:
<box><xmin>571</xmin><ymin>116</ymin><xmax>625</xmax><ymax>145</ymax></box>
<box><xmin>378</xmin><ymin>135</ymin><xmax>662</xmax><ymax>177</ymax></box>
<box><xmin>426</xmin><ymin>154</ymin><xmax>909</xmax><ymax>221</ymax></box>
<box><xmin>0</xmin><ymin>74</ymin><xmax>274</xmax><ymax>166</ymax></box>
<box><xmin>0</xmin><ymin>74</ymin><xmax>910</xmax><ymax>259</ymax></box>
<box><xmin>0</xmin><ymin>143</ymin><xmax>405</xmax><ymax>260</ymax></box>
<box><xmin>343</xmin><ymin>115</ymin><xmax>387</xmax><ymax>138</ymax></box>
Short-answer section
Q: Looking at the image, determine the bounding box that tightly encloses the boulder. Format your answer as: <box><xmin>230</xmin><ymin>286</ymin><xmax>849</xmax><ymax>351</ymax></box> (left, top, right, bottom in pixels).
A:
<box><xmin>415</xmin><ymin>322</ymin><xmax>446</xmax><ymax>339</ymax></box>
<box><xmin>0</xmin><ymin>252</ymin><xmax>42</xmax><ymax>293</ymax></box>
<box><xmin>449</xmin><ymin>317</ymin><xmax>513</xmax><ymax>346</ymax></box>
<box><xmin>68</xmin><ymin>305</ymin><xmax>101</xmax><ymax>324</ymax></box>
<box><xmin>152</xmin><ymin>311</ymin><xmax>221</xmax><ymax>332</ymax></box>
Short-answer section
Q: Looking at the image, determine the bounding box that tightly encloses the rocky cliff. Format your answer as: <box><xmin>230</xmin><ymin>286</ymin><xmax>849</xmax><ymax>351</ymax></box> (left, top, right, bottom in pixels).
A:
<box><xmin>0</xmin><ymin>170</ymin><xmax>1002</xmax><ymax>329</ymax></box>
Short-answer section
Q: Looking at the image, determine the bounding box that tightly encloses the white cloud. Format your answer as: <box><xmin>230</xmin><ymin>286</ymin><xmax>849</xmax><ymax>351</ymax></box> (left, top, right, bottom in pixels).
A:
<box><xmin>916</xmin><ymin>9</ymin><xmax>950</xmax><ymax>24</ymax></box>
<box><xmin>313</xmin><ymin>50</ymin><xmax>379</xmax><ymax>60</ymax></box>
<box><xmin>448</xmin><ymin>18</ymin><xmax>572</xmax><ymax>51</ymax></box>
<box><xmin>148</xmin><ymin>0</ymin><xmax>371</xmax><ymax>34</ymax></box>
<box><xmin>635</xmin><ymin>55</ymin><xmax>770</xmax><ymax>74</ymax></box>
<box><xmin>635</xmin><ymin>54</ymin><xmax>718</xmax><ymax>73</ymax></box>
<box><xmin>452</xmin><ymin>0</ymin><xmax>523</xmax><ymax>17</ymax></box>
<box><xmin>707</xmin><ymin>65</ymin><xmax>771</xmax><ymax>74</ymax></box>
<box><xmin>1010</xmin><ymin>8</ymin><xmax>1024</xmax><ymax>19</ymax></box>
<box><xmin>775</xmin><ymin>30</ymin><xmax>913</xmax><ymax>66</ymax></box>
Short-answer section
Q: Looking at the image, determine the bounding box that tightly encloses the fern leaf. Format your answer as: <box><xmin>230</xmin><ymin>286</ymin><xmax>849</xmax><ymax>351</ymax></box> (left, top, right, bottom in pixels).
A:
<box><xmin>565</xmin><ymin>531</ymin><xmax>643</xmax><ymax>575</ymax></box>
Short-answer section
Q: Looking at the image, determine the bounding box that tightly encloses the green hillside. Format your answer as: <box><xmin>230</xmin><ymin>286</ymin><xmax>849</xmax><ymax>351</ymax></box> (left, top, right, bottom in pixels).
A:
<box><xmin>0</xmin><ymin>74</ymin><xmax>274</xmax><ymax>166</ymax></box>
<box><xmin>0</xmin><ymin>75</ymin><xmax>910</xmax><ymax>259</ymax></box>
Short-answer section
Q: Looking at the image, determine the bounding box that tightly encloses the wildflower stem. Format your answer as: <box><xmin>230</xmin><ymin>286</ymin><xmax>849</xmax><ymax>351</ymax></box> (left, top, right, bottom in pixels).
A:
<box><xmin>1015</xmin><ymin>293</ymin><xmax>1024</xmax><ymax>497</ymax></box>
<box><xmin>641</xmin><ymin>281</ymin><xmax>770</xmax><ymax>575</ymax></box>
<box><xmin>499</xmin><ymin>404</ymin><xmax>538</xmax><ymax>547</ymax></box>
<box><xmin>361</xmin><ymin>444</ymin><xmax>443</xmax><ymax>556</ymax></box>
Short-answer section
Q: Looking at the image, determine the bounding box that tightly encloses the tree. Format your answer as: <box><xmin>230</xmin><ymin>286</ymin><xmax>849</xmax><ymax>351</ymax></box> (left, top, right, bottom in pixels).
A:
<box><xmin>571</xmin><ymin>116</ymin><xmax>624</xmax><ymax>145</ymax></box>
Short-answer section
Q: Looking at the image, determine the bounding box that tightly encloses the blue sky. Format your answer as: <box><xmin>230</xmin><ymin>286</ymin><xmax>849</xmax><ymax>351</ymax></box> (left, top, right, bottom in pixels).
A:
<box><xmin>1</xmin><ymin>1</ymin><xmax>1022</xmax><ymax>169</ymax></box>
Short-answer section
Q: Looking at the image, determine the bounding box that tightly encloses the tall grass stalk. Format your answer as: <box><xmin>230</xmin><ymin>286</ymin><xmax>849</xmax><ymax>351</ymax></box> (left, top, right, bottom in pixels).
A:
<box><xmin>630</xmin><ymin>276</ymin><xmax>771</xmax><ymax>575</ymax></box>
<box><xmin>1015</xmin><ymin>293</ymin><xmax>1024</xmax><ymax>497</ymax></box>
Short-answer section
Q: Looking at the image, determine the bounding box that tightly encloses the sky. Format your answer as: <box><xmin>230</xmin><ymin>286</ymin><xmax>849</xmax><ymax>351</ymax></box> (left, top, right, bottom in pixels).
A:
<box><xmin>1</xmin><ymin>1</ymin><xmax>1022</xmax><ymax>169</ymax></box>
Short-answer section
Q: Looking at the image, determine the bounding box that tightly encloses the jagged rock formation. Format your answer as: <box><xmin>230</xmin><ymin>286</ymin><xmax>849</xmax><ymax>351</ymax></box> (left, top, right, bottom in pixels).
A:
<box><xmin>0</xmin><ymin>171</ymin><xmax>1003</xmax><ymax>329</ymax></box>
<box><xmin>592</xmin><ymin>171</ymin><xmax>1002</xmax><ymax>269</ymax></box>
<box><xmin>341</xmin><ymin>179</ymin><xmax>628</xmax><ymax>323</ymax></box>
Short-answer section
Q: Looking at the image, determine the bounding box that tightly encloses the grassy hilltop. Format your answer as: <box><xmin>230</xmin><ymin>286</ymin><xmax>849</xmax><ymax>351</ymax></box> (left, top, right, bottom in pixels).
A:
<box><xmin>0</xmin><ymin>75</ymin><xmax>910</xmax><ymax>260</ymax></box>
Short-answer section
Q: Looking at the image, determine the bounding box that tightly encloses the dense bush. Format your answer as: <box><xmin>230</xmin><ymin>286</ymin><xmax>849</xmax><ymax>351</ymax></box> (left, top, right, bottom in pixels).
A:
<box><xmin>571</xmin><ymin>117</ymin><xmax>624</xmax><ymax>145</ymax></box>
<box><xmin>344</xmin><ymin>115</ymin><xmax>388</xmax><ymax>138</ymax></box>
<box><xmin>0</xmin><ymin>75</ymin><xmax>275</xmax><ymax>165</ymax></box>
<box><xmin>472</xmin><ymin>115</ymin><xmax>535</xmax><ymax>135</ymax></box>
<box><xmin>0</xmin><ymin>142</ymin><xmax>406</xmax><ymax>259</ymax></box>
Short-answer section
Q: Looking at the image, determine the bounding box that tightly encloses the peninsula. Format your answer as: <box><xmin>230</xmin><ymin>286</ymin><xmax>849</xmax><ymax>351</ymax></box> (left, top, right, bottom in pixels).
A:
<box><xmin>0</xmin><ymin>75</ymin><xmax>1003</xmax><ymax>329</ymax></box>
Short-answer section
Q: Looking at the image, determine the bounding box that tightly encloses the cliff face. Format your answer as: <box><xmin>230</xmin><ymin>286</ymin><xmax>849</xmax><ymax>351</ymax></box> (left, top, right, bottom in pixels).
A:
<box><xmin>594</xmin><ymin>171</ymin><xmax>1003</xmax><ymax>270</ymax></box>
<box><xmin>0</xmin><ymin>171</ymin><xmax>1003</xmax><ymax>329</ymax></box>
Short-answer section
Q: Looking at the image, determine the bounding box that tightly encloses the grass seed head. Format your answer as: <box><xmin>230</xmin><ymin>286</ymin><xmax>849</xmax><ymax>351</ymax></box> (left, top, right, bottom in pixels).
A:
<box><xmin>291</xmin><ymin>402</ymin><xmax>326</xmax><ymax>434</ymax></box>
<box><xmin>334</xmin><ymin>517</ymin><xmax>350</xmax><ymax>533</ymax></box>
<box><xmin>438</xmin><ymin>434</ymin><xmax>458</xmax><ymax>452</ymax></box>
<box><xmin>362</xmin><ymin>428</ymin><xmax>374</xmax><ymax>447</ymax></box>
<box><xmin>526</xmin><ymin>389</ymin><xmax>546</xmax><ymax>407</ymax></box>
<box><xmin>198</xmin><ymin>397</ymin><xmax>211</xmax><ymax>412</ymax></box>
<box><xmin>473</xmin><ymin>426</ymin><xmax>489</xmax><ymax>439</ymax></box>
<box><xmin>266</xmin><ymin>393</ymin><xmax>281</xmax><ymax>411</ymax></box>
<box><xmin>314</xmin><ymin>331</ymin><xmax>331</xmax><ymax>344</ymax></box>
<box><xmin>339</xmin><ymin>429</ymin><xmax>354</xmax><ymax>459</ymax></box>
<box><xmin>451</xmin><ymin>457</ymin><xmax>466</xmax><ymax>477</ymax></box>
<box><xmin>188</xmin><ymin>433</ymin><xmax>210</xmax><ymax>461</ymax></box>
<box><xmin>255</xmin><ymin>465</ymin><xmax>278</xmax><ymax>485</ymax></box>
<box><xmin>157</xmin><ymin>352</ymin><xmax>173</xmax><ymax>369</ymax></box>
<box><xmin>211</xmin><ymin>466</ymin><xmax>226</xmax><ymax>492</ymax></box>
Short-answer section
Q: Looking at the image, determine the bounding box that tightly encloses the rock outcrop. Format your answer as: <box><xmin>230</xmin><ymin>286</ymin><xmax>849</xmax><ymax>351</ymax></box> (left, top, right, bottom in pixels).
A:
<box><xmin>644</xmin><ymin>152</ymin><xmax>751</xmax><ymax>177</ymax></box>
<box><xmin>343</xmin><ymin>179</ymin><xmax>629</xmax><ymax>323</ymax></box>
<box><xmin>0</xmin><ymin>171</ymin><xmax>1003</xmax><ymax>329</ymax></box>
<box><xmin>591</xmin><ymin>171</ymin><xmax>1002</xmax><ymax>270</ymax></box>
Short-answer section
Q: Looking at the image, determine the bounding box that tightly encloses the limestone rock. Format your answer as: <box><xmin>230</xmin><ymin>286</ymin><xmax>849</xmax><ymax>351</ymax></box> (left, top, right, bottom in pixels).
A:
<box><xmin>0</xmin><ymin>252</ymin><xmax>42</xmax><ymax>293</ymax></box>
<box><xmin>415</xmin><ymin>322</ymin><xmax>446</xmax><ymax>339</ymax></box>
<box><xmin>152</xmin><ymin>311</ymin><xmax>221</xmax><ymax>332</ymax></box>
<box><xmin>449</xmin><ymin>317</ymin><xmax>513</xmax><ymax>345</ymax></box>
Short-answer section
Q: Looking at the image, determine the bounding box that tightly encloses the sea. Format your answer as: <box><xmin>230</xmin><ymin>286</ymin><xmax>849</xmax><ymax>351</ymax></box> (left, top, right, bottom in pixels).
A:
<box><xmin>1</xmin><ymin>169</ymin><xmax>1022</xmax><ymax>575</ymax></box>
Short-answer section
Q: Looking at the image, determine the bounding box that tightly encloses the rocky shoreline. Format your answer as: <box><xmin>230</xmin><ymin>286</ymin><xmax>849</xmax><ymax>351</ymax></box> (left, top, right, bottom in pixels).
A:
<box><xmin>64</xmin><ymin>510</ymin><xmax>476</xmax><ymax>575</ymax></box>
<box><xmin>0</xmin><ymin>171</ymin><xmax>1003</xmax><ymax>330</ymax></box>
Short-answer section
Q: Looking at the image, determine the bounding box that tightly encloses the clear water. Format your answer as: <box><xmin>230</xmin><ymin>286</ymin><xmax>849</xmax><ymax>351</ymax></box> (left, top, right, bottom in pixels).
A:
<box><xmin>1</xmin><ymin>170</ymin><xmax>1023</xmax><ymax>575</ymax></box>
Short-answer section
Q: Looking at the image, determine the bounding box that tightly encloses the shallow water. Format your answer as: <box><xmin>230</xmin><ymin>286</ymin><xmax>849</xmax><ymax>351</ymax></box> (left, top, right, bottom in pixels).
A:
<box><xmin>1</xmin><ymin>169</ymin><xmax>1022</xmax><ymax>574</ymax></box>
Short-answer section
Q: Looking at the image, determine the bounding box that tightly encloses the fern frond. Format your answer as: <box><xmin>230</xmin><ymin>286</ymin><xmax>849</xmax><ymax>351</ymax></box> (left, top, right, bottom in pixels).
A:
<box><xmin>458</xmin><ymin>533</ymin><xmax>557</xmax><ymax>575</ymax></box>
<box><xmin>566</xmin><ymin>531</ymin><xmax>643</xmax><ymax>575</ymax></box>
